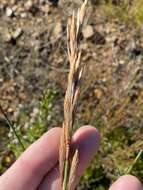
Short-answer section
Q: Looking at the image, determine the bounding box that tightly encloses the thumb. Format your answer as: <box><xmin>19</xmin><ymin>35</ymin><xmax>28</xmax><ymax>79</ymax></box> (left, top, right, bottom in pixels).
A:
<box><xmin>109</xmin><ymin>175</ymin><xmax>143</xmax><ymax>190</ymax></box>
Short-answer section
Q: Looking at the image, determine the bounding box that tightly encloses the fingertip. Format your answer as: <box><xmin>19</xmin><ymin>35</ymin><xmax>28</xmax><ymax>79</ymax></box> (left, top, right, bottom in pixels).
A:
<box><xmin>109</xmin><ymin>175</ymin><xmax>143</xmax><ymax>190</ymax></box>
<box><xmin>72</xmin><ymin>125</ymin><xmax>100</xmax><ymax>178</ymax></box>
<box><xmin>73</xmin><ymin>125</ymin><xmax>100</xmax><ymax>140</ymax></box>
<box><xmin>73</xmin><ymin>125</ymin><xmax>100</xmax><ymax>151</ymax></box>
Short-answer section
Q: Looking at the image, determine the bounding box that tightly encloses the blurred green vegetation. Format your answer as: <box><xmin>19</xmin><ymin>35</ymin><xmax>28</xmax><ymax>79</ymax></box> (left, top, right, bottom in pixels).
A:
<box><xmin>9</xmin><ymin>89</ymin><xmax>59</xmax><ymax>155</ymax></box>
<box><xmin>97</xmin><ymin>0</ymin><xmax>143</xmax><ymax>28</ymax></box>
<box><xmin>0</xmin><ymin>89</ymin><xmax>60</xmax><ymax>174</ymax></box>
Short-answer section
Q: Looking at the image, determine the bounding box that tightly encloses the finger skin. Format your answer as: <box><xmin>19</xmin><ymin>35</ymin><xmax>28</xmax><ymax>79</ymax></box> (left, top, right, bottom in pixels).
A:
<box><xmin>109</xmin><ymin>175</ymin><xmax>143</xmax><ymax>190</ymax></box>
<box><xmin>38</xmin><ymin>125</ymin><xmax>100</xmax><ymax>190</ymax></box>
<box><xmin>38</xmin><ymin>164</ymin><xmax>61</xmax><ymax>190</ymax></box>
<box><xmin>0</xmin><ymin>127</ymin><xmax>61</xmax><ymax>190</ymax></box>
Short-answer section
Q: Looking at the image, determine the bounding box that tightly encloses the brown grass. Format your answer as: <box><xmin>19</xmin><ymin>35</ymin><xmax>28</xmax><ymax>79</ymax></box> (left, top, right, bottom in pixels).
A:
<box><xmin>59</xmin><ymin>1</ymin><xmax>88</xmax><ymax>189</ymax></box>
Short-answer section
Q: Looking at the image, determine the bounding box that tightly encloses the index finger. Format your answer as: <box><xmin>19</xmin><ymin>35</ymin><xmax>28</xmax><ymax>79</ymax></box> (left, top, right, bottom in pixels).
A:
<box><xmin>0</xmin><ymin>127</ymin><xmax>61</xmax><ymax>190</ymax></box>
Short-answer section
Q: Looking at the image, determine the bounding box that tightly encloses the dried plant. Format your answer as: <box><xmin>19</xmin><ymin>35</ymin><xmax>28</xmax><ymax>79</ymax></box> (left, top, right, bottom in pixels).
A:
<box><xmin>59</xmin><ymin>1</ymin><xmax>88</xmax><ymax>190</ymax></box>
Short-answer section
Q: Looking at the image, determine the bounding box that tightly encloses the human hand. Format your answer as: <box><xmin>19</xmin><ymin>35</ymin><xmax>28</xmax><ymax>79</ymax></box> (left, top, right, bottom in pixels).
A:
<box><xmin>0</xmin><ymin>126</ymin><xmax>142</xmax><ymax>190</ymax></box>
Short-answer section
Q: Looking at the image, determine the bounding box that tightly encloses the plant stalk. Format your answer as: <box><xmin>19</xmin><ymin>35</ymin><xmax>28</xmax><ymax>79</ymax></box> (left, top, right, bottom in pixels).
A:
<box><xmin>0</xmin><ymin>104</ymin><xmax>25</xmax><ymax>151</ymax></box>
<box><xmin>62</xmin><ymin>160</ymin><xmax>69</xmax><ymax>190</ymax></box>
<box><xmin>126</xmin><ymin>149</ymin><xmax>143</xmax><ymax>174</ymax></box>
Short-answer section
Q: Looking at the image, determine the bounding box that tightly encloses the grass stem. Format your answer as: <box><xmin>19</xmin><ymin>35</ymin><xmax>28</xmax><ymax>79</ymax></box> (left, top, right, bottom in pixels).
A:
<box><xmin>0</xmin><ymin>104</ymin><xmax>25</xmax><ymax>151</ymax></box>
<box><xmin>62</xmin><ymin>160</ymin><xmax>69</xmax><ymax>190</ymax></box>
<box><xmin>126</xmin><ymin>150</ymin><xmax>143</xmax><ymax>174</ymax></box>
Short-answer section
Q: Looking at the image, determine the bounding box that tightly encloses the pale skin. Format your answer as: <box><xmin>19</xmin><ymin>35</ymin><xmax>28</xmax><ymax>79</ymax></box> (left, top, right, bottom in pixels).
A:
<box><xmin>0</xmin><ymin>126</ymin><xmax>142</xmax><ymax>190</ymax></box>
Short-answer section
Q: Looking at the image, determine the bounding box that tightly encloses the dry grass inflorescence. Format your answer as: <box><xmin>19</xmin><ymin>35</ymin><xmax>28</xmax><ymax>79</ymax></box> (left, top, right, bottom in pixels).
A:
<box><xmin>59</xmin><ymin>1</ymin><xmax>88</xmax><ymax>189</ymax></box>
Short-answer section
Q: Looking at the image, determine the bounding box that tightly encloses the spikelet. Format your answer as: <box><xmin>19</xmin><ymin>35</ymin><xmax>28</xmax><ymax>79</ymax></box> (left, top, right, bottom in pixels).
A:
<box><xmin>59</xmin><ymin>1</ymin><xmax>88</xmax><ymax>189</ymax></box>
<box><xmin>68</xmin><ymin>150</ymin><xmax>79</xmax><ymax>190</ymax></box>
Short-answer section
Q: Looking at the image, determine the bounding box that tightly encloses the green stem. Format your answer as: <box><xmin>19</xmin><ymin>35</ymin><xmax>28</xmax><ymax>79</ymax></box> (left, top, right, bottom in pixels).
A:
<box><xmin>0</xmin><ymin>104</ymin><xmax>25</xmax><ymax>151</ymax></box>
<box><xmin>62</xmin><ymin>160</ymin><xmax>69</xmax><ymax>190</ymax></box>
<box><xmin>126</xmin><ymin>150</ymin><xmax>143</xmax><ymax>174</ymax></box>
